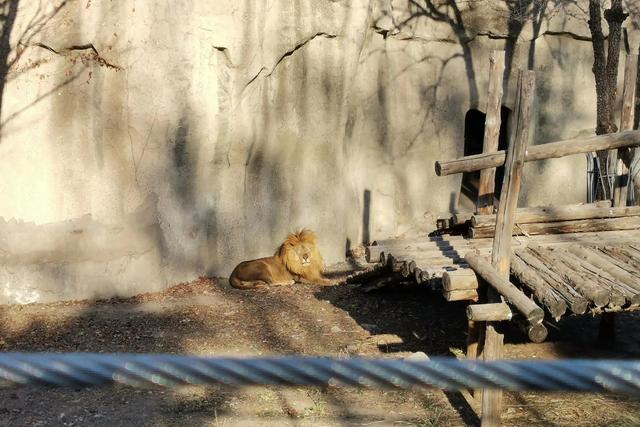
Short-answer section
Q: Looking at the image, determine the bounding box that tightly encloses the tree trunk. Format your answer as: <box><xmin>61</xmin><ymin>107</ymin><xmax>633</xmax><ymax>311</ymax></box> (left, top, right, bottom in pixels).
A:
<box><xmin>587</xmin><ymin>0</ymin><xmax>628</xmax><ymax>201</ymax></box>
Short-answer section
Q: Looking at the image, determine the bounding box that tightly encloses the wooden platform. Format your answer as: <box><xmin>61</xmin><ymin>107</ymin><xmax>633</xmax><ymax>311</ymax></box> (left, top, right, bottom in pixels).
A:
<box><xmin>363</xmin><ymin>230</ymin><xmax>640</xmax><ymax>320</ymax></box>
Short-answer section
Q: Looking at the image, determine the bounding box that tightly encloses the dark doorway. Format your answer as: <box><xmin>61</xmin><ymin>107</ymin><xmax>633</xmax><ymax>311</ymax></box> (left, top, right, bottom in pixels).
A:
<box><xmin>457</xmin><ymin>106</ymin><xmax>511</xmax><ymax>211</ymax></box>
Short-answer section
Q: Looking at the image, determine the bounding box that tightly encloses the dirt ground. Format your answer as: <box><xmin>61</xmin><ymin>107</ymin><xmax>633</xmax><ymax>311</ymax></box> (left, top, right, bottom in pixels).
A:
<box><xmin>0</xmin><ymin>263</ymin><xmax>639</xmax><ymax>427</ymax></box>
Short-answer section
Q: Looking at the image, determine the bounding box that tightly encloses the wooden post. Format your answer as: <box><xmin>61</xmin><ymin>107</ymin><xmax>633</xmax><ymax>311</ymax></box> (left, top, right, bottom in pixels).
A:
<box><xmin>606</xmin><ymin>53</ymin><xmax>637</xmax><ymax>346</ymax></box>
<box><xmin>491</xmin><ymin>70</ymin><xmax>535</xmax><ymax>276</ymax></box>
<box><xmin>613</xmin><ymin>54</ymin><xmax>638</xmax><ymax>207</ymax></box>
<box><xmin>480</xmin><ymin>69</ymin><xmax>536</xmax><ymax>427</ymax></box>
<box><xmin>477</xmin><ymin>51</ymin><xmax>506</xmax><ymax>214</ymax></box>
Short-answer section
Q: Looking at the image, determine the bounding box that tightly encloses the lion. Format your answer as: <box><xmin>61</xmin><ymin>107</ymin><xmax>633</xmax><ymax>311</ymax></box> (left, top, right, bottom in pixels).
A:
<box><xmin>229</xmin><ymin>229</ymin><xmax>332</xmax><ymax>289</ymax></box>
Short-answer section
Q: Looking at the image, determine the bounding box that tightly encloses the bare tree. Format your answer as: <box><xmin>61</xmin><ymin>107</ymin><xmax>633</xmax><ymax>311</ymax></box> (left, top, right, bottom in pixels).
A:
<box><xmin>587</xmin><ymin>0</ymin><xmax>628</xmax><ymax>200</ymax></box>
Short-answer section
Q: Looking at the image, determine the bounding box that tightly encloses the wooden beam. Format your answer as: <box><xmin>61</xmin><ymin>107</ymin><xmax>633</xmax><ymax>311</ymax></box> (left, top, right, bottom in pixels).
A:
<box><xmin>477</xmin><ymin>51</ymin><xmax>505</xmax><ymax>214</ymax></box>
<box><xmin>471</xmin><ymin>201</ymin><xmax>619</xmax><ymax>227</ymax></box>
<box><xmin>435</xmin><ymin>129</ymin><xmax>640</xmax><ymax>176</ymax></box>
<box><xmin>613</xmin><ymin>53</ymin><xmax>638</xmax><ymax>207</ymax></box>
<box><xmin>469</xmin><ymin>216</ymin><xmax>640</xmax><ymax>238</ymax></box>
<box><xmin>467</xmin><ymin>303</ymin><xmax>513</xmax><ymax>321</ymax></box>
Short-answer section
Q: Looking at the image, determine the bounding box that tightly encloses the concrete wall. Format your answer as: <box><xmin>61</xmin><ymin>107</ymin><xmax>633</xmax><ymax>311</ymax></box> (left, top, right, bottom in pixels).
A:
<box><xmin>0</xmin><ymin>0</ymin><xmax>637</xmax><ymax>303</ymax></box>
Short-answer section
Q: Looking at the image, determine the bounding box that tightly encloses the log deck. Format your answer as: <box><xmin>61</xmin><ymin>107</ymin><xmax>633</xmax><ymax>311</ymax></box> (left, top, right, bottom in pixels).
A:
<box><xmin>362</xmin><ymin>229</ymin><xmax>640</xmax><ymax>319</ymax></box>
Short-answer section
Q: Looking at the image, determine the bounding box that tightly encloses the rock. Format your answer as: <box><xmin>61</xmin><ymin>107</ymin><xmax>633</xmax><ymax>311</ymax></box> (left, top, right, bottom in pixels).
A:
<box><xmin>279</xmin><ymin>389</ymin><xmax>315</xmax><ymax>418</ymax></box>
<box><xmin>404</xmin><ymin>351</ymin><xmax>430</xmax><ymax>361</ymax></box>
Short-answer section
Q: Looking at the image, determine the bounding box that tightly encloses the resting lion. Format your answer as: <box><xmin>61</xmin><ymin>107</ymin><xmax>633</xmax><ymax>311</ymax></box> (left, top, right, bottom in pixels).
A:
<box><xmin>229</xmin><ymin>229</ymin><xmax>332</xmax><ymax>289</ymax></box>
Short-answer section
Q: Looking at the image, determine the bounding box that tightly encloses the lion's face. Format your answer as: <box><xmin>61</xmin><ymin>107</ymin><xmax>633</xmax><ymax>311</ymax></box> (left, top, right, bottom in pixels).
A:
<box><xmin>277</xmin><ymin>229</ymin><xmax>325</xmax><ymax>279</ymax></box>
<box><xmin>290</xmin><ymin>242</ymin><xmax>315</xmax><ymax>267</ymax></box>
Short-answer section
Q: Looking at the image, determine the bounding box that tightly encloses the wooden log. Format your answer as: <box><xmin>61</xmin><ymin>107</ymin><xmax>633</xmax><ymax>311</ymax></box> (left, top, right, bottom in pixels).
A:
<box><xmin>444</xmin><ymin>289</ymin><xmax>479</xmax><ymax>302</ymax></box>
<box><xmin>370</xmin><ymin>249</ymin><xmax>464</xmax><ymax>263</ymax></box>
<box><xmin>414</xmin><ymin>259</ymin><xmax>468</xmax><ymax>269</ymax></box>
<box><xmin>529</xmin><ymin>246</ymin><xmax>610</xmax><ymax>307</ymax></box>
<box><xmin>594</xmin><ymin>246</ymin><xmax>640</xmax><ymax>279</ymax></box>
<box><xmin>613</xmin><ymin>54</ymin><xmax>638</xmax><ymax>207</ymax></box>
<box><xmin>452</xmin><ymin>212</ymin><xmax>474</xmax><ymax>225</ymax></box>
<box><xmin>417</xmin><ymin>267</ymin><xmax>471</xmax><ymax>281</ymax></box>
<box><xmin>510</xmin><ymin>256</ymin><xmax>567</xmax><ymax>320</ymax></box>
<box><xmin>526</xmin><ymin>323</ymin><xmax>548</xmax><ymax>343</ymax></box>
<box><xmin>436</xmin><ymin>218</ymin><xmax>451</xmax><ymax>230</ymax></box>
<box><xmin>368</xmin><ymin>242</ymin><xmax>494</xmax><ymax>261</ymax></box>
<box><xmin>443</xmin><ymin>269</ymin><xmax>479</xmax><ymax>291</ymax></box>
<box><xmin>477</xmin><ymin>50</ymin><xmax>506</xmax><ymax>215</ymax></box>
<box><xmin>567</xmin><ymin>246</ymin><xmax>640</xmax><ymax>294</ymax></box>
<box><xmin>367</xmin><ymin>244</ymin><xmax>456</xmax><ymax>262</ymax></box>
<box><xmin>628</xmin><ymin>244</ymin><xmax>640</xmax><ymax>254</ymax></box>
<box><xmin>390</xmin><ymin>253</ymin><xmax>467</xmax><ymax>264</ymax></box>
<box><xmin>515</xmin><ymin>249</ymin><xmax>589</xmax><ymax>314</ymax></box>
<box><xmin>550</xmin><ymin>248</ymin><xmax>626</xmax><ymax>307</ymax></box>
<box><xmin>523</xmin><ymin>229</ymin><xmax>640</xmax><ymax>244</ymax></box>
<box><xmin>435</xmin><ymin>129</ymin><xmax>640</xmax><ymax>176</ymax></box>
<box><xmin>557</xmin><ymin>249</ymin><xmax>632</xmax><ymax>307</ymax></box>
<box><xmin>371</xmin><ymin>235</ymin><xmax>468</xmax><ymax>246</ymax></box>
<box><xmin>467</xmin><ymin>303</ymin><xmax>513</xmax><ymax>321</ymax></box>
<box><xmin>469</xmin><ymin>216</ymin><xmax>640</xmax><ymax>238</ymax></box>
<box><xmin>465</xmin><ymin>253</ymin><xmax>544</xmax><ymax>323</ymax></box>
<box><xmin>401</xmin><ymin>260</ymin><xmax>416</xmax><ymax>277</ymax></box>
<box><xmin>513</xmin><ymin>318</ymin><xmax>549</xmax><ymax>343</ymax></box>
<box><xmin>471</xmin><ymin>201</ymin><xmax>622</xmax><ymax>227</ymax></box>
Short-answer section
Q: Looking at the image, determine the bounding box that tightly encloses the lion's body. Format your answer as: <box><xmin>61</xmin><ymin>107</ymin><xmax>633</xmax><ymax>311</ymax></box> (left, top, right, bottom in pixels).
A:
<box><xmin>229</xmin><ymin>230</ymin><xmax>331</xmax><ymax>289</ymax></box>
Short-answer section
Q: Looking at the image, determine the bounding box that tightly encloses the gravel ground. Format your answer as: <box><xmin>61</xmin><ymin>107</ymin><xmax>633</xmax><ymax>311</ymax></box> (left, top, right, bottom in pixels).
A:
<box><xmin>0</xmin><ymin>267</ymin><xmax>639</xmax><ymax>426</ymax></box>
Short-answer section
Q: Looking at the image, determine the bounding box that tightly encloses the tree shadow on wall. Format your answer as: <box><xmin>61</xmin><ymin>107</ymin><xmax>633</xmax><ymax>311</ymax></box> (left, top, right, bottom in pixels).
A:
<box><xmin>379</xmin><ymin>1</ymin><xmax>580</xmax><ymax>100</ymax></box>
<box><xmin>0</xmin><ymin>0</ymin><xmax>19</xmax><ymax>128</ymax></box>
<box><xmin>0</xmin><ymin>1</ymin><xmax>71</xmax><ymax>138</ymax></box>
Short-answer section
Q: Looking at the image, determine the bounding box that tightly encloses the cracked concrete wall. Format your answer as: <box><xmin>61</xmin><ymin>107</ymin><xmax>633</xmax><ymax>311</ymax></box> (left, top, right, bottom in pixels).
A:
<box><xmin>0</xmin><ymin>0</ymin><xmax>638</xmax><ymax>303</ymax></box>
